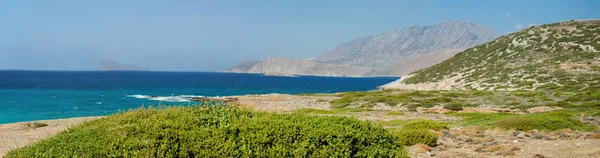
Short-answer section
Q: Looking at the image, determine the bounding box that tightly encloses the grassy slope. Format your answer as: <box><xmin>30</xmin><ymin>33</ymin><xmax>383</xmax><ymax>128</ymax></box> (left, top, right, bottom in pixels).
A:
<box><xmin>8</xmin><ymin>105</ymin><xmax>407</xmax><ymax>158</ymax></box>
<box><xmin>402</xmin><ymin>20</ymin><xmax>600</xmax><ymax>91</ymax></box>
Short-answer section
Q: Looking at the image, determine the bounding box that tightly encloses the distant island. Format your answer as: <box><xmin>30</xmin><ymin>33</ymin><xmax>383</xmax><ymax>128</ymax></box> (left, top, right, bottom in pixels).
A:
<box><xmin>98</xmin><ymin>60</ymin><xmax>146</xmax><ymax>71</ymax></box>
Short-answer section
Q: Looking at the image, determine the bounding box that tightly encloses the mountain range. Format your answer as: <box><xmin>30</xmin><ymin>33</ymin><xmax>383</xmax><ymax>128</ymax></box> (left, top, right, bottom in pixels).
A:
<box><xmin>226</xmin><ymin>21</ymin><xmax>500</xmax><ymax>77</ymax></box>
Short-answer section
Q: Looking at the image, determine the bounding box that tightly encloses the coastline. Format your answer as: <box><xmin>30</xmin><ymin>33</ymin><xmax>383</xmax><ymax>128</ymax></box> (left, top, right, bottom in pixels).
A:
<box><xmin>3</xmin><ymin>93</ymin><xmax>600</xmax><ymax>157</ymax></box>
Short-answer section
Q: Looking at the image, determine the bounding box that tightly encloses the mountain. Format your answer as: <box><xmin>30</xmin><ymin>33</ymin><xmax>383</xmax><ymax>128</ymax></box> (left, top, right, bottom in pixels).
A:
<box><xmin>99</xmin><ymin>60</ymin><xmax>146</xmax><ymax>71</ymax></box>
<box><xmin>381</xmin><ymin>20</ymin><xmax>600</xmax><ymax>91</ymax></box>
<box><xmin>226</xmin><ymin>21</ymin><xmax>500</xmax><ymax>76</ymax></box>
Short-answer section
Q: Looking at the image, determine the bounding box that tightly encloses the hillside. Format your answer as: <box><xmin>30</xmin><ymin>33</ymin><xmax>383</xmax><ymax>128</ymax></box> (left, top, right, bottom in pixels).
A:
<box><xmin>381</xmin><ymin>20</ymin><xmax>600</xmax><ymax>91</ymax></box>
<box><xmin>227</xmin><ymin>21</ymin><xmax>499</xmax><ymax>76</ymax></box>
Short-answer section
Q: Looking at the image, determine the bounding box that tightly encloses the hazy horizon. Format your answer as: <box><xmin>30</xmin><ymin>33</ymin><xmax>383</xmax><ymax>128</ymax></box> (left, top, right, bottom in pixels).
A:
<box><xmin>1</xmin><ymin>0</ymin><xmax>598</xmax><ymax>71</ymax></box>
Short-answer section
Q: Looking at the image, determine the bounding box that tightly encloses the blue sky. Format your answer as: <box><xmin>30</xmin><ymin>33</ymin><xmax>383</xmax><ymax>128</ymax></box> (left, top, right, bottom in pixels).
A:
<box><xmin>0</xmin><ymin>0</ymin><xmax>598</xmax><ymax>71</ymax></box>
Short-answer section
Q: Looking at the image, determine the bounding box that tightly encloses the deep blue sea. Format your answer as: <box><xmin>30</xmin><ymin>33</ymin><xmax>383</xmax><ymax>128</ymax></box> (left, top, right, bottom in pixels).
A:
<box><xmin>0</xmin><ymin>71</ymin><xmax>397</xmax><ymax>124</ymax></box>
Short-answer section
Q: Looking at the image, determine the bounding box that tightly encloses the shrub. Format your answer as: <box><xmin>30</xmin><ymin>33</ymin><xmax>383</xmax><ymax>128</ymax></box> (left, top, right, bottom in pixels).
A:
<box><xmin>8</xmin><ymin>105</ymin><xmax>407</xmax><ymax>158</ymax></box>
<box><xmin>394</xmin><ymin>129</ymin><xmax>438</xmax><ymax>147</ymax></box>
<box><xmin>402</xmin><ymin>119</ymin><xmax>448</xmax><ymax>130</ymax></box>
<box><xmin>329</xmin><ymin>98</ymin><xmax>353</xmax><ymax>108</ymax></box>
<box><xmin>387</xmin><ymin>111</ymin><xmax>405</xmax><ymax>116</ymax></box>
<box><xmin>443</xmin><ymin>103</ymin><xmax>464</xmax><ymax>111</ymax></box>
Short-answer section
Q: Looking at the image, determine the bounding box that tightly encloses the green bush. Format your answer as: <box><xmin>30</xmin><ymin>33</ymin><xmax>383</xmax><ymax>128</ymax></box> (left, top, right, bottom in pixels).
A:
<box><xmin>8</xmin><ymin>105</ymin><xmax>407</xmax><ymax>158</ymax></box>
<box><xmin>330</xmin><ymin>97</ymin><xmax>353</xmax><ymax>108</ymax></box>
<box><xmin>402</xmin><ymin>119</ymin><xmax>448</xmax><ymax>130</ymax></box>
<box><xmin>443</xmin><ymin>103</ymin><xmax>464</xmax><ymax>111</ymax></box>
<box><xmin>387</xmin><ymin>111</ymin><xmax>405</xmax><ymax>116</ymax></box>
<box><xmin>394</xmin><ymin>129</ymin><xmax>438</xmax><ymax>147</ymax></box>
<box><xmin>495</xmin><ymin>116</ymin><xmax>592</xmax><ymax>131</ymax></box>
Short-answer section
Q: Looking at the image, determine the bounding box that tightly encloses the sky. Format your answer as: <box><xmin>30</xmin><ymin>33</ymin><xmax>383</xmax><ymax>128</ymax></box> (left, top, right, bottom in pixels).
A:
<box><xmin>0</xmin><ymin>0</ymin><xmax>598</xmax><ymax>71</ymax></box>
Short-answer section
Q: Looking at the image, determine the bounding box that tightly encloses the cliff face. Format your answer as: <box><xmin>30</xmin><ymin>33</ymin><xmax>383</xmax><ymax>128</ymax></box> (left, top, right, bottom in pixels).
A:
<box><xmin>99</xmin><ymin>60</ymin><xmax>146</xmax><ymax>71</ymax></box>
<box><xmin>226</xmin><ymin>21</ymin><xmax>499</xmax><ymax>76</ymax></box>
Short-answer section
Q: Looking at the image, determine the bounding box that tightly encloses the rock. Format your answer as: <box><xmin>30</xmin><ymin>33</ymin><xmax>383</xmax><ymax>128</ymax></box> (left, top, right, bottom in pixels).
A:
<box><xmin>483</xmin><ymin>137</ymin><xmax>494</xmax><ymax>142</ymax></box>
<box><xmin>560</xmin><ymin>133</ymin><xmax>577</xmax><ymax>139</ymax></box>
<box><xmin>475</xmin><ymin>146</ymin><xmax>486</xmax><ymax>152</ymax></box>
<box><xmin>532</xmin><ymin>133</ymin><xmax>545</xmax><ymax>139</ymax></box>
<box><xmin>483</xmin><ymin>141</ymin><xmax>498</xmax><ymax>147</ymax></box>
<box><xmin>438</xmin><ymin>138</ymin><xmax>459</xmax><ymax>148</ymax></box>
<box><xmin>584</xmin><ymin>133</ymin><xmax>600</xmax><ymax>139</ymax></box>
<box><xmin>476</xmin><ymin>145</ymin><xmax>507</xmax><ymax>153</ymax></box>
<box><xmin>584</xmin><ymin>116</ymin><xmax>596</xmax><ymax>121</ymax></box>
<box><xmin>458</xmin><ymin>135</ymin><xmax>473</xmax><ymax>143</ymax></box>
<box><xmin>496</xmin><ymin>150</ymin><xmax>516</xmax><ymax>156</ymax></box>
<box><xmin>513</xmin><ymin>131</ymin><xmax>521</xmax><ymax>137</ymax></box>
<box><xmin>511</xmin><ymin>147</ymin><xmax>521</xmax><ymax>151</ymax></box>
<box><xmin>408</xmin><ymin>144</ymin><xmax>433</xmax><ymax>157</ymax></box>
<box><xmin>534</xmin><ymin>154</ymin><xmax>546</xmax><ymax>158</ymax></box>
<box><xmin>442</xmin><ymin>130</ymin><xmax>453</xmax><ymax>138</ymax></box>
<box><xmin>543</xmin><ymin>136</ymin><xmax>556</xmax><ymax>140</ymax></box>
<box><xmin>516</xmin><ymin>132</ymin><xmax>529</xmax><ymax>139</ymax></box>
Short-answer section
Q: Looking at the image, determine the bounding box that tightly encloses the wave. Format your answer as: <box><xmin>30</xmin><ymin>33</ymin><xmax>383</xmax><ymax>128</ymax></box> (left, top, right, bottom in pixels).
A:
<box><xmin>126</xmin><ymin>94</ymin><xmax>207</xmax><ymax>102</ymax></box>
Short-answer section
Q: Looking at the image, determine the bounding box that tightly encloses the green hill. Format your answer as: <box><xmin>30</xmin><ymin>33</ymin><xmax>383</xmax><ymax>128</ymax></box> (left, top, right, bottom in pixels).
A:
<box><xmin>390</xmin><ymin>20</ymin><xmax>600</xmax><ymax>91</ymax></box>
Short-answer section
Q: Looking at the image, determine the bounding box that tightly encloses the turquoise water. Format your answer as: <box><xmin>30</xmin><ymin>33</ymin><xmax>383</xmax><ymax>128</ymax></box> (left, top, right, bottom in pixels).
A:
<box><xmin>0</xmin><ymin>71</ymin><xmax>398</xmax><ymax>124</ymax></box>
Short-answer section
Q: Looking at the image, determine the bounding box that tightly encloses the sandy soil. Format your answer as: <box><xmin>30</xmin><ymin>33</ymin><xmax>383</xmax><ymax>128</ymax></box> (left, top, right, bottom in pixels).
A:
<box><xmin>0</xmin><ymin>117</ymin><xmax>101</xmax><ymax>157</ymax></box>
<box><xmin>232</xmin><ymin>94</ymin><xmax>335</xmax><ymax>111</ymax></box>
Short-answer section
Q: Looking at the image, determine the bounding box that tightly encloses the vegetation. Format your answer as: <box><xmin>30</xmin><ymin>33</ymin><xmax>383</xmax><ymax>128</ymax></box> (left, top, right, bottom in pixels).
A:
<box><xmin>8</xmin><ymin>105</ymin><xmax>407</xmax><ymax>158</ymax></box>
<box><xmin>387</xmin><ymin>111</ymin><xmax>405</xmax><ymax>116</ymax></box>
<box><xmin>443</xmin><ymin>103</ymin><xmax>464</xmax><ymax>111</ymax></box>
<box><xmin>401</xmin><ymin>20</ymin><xmax>600</xmax><ymax>91</ymax></box>
<box><xmin>394</xmin><ymin>129</ymin><xmax>439</xmax><ymax>147</ymax></box>
<box><xmin>294</xmin><ymin>108</ymin><xmax>373</xmax><ymax>115</ymax></box>
<box><xmin>402</xmin><ymin>119</ymin><xmax>448</xmax><ymax>130</ymax></box>
<box><xmin>392</xmin><ymin>119</ymin><xmax>447</xmax><ymax>147</ymax></box>
<box><xmin>328</xmin><ymin>89</ymin><xmax>599</xmax><ymax>111</ymax></box>
<box><xmin>449</xmin><ymin>110</ymin><xmax>596</xmax><ymax>131</ymax></box>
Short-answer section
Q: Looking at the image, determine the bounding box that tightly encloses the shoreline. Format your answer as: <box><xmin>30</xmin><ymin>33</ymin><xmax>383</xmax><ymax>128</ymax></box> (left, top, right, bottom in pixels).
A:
<box><xmin>2</xmin><ymin>93</ymin><xmax>600</xmax><ymax>157</ymax></box>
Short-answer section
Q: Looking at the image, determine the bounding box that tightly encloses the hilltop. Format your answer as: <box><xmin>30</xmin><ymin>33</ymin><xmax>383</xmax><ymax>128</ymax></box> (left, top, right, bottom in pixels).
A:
<box><xmin>382</xmin><ymin>20</ymin><xmax>600</xmax><ymax>91</ymax></box>
<box><xmin>227</xmin><ymin>21</ymin><xmax>499</xmax><ymax>77</ymax></box>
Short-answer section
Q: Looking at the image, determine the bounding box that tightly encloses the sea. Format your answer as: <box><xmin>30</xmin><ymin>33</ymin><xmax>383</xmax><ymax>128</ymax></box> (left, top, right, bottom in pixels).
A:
<box><xmin>0</xmin><ymin>71</ymin><xmax>398</xmax><ymax>124</ymax></box>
